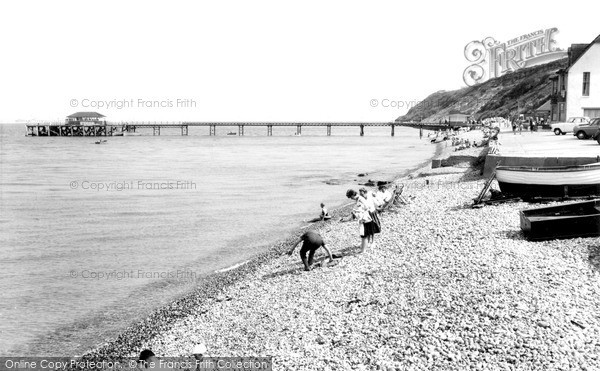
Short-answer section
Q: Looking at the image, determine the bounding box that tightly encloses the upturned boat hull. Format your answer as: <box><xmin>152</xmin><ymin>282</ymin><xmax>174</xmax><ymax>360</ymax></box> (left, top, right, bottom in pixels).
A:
<box><xmin>520</xmin><ymin>199</ymin><xmax>600</xmax><ymax>241</ymax></box>
<box><xmin>496</xmin><ymin>163</ymin><xmax>600</xmax><ymax>198</ymax></box>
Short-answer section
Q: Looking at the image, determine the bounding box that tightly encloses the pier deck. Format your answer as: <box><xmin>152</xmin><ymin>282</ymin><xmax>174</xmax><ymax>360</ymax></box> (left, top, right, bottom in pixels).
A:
<box><xmin>25</xmin><ymin>121</ymin><xmax>474</xmax><ymax>137</ymax></box>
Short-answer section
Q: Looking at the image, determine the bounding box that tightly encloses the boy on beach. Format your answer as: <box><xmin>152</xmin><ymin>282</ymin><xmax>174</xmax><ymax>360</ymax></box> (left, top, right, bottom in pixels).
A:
<box><xmin>287</xmin><ymin>230</ymin><xmax>334</xmax><ymax>271</ymax></box>
<box><xmin>305</xmin><ymin>203</ymin><xmax>332</xmax><ymax>223</ymax></box>
<box><xmin>320</xmin><ymin>203</ymin><xmax>331</xmax><ymax>220</ymax></box>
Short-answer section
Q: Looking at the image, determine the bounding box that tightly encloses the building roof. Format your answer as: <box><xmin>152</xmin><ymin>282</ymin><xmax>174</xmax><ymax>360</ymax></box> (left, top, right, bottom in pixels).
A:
<box><xmin>535</xmin><ymin>99</ymin><xmax>551</xmax><ymax>112</ymax></box>
<box><xmin>67</xmin><ymin>112</ymin><xmax>105</xmax><ymax>118</ymax></box>
<box><xmin>566</xmin><ymin>34</ymin><xmax>600</xmax><ymax>72</ymax></box>
<box><xmin>568</xmin><ymin>44</ymin><xmax>588</xmax><ymax>66</ymax></box>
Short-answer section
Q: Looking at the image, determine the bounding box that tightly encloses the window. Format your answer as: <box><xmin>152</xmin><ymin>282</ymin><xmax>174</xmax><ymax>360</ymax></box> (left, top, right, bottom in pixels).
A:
<box><xmin>584</xmin><ymin>109</ymin><xmax>600</xmax><ymax>119</ymax></box>
<box><xmin>559</xmin><ymin>103</ymin><xmax>566</xmax><ymax>122</ymax></box>
<box><xmin>583</xmin><ymin>72</ymin><xmax>590</xmax><ymax>96</ymax></box>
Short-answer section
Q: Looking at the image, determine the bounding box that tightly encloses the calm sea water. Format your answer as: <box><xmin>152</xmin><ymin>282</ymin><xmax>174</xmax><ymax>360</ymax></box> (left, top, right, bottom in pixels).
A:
<box><xmin>0</xmin><ymin>124</ymin><xmax>435</xmax><ymax>355</ymax></box>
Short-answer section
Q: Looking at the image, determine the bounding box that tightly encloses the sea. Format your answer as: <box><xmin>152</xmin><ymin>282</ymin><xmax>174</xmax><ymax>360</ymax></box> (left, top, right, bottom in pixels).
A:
<box><xmin>0</xmin><ymin>123</ymin><xmax>436</xmax><ymax>355</ymax></box>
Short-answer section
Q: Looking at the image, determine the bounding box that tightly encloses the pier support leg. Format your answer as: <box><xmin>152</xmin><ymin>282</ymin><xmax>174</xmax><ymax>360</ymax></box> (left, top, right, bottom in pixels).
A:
<box><xmin>360</xmin><ymin>125</ymin><xmax>364</xmax><ymax>136</ymax></box>
<box><xmin>391</xmin><ymin>124</ymin><xmax>395</xmax><ymax>137</ymax></box>
<box><xmin>327</xmin><ymin>125</ymin><xmax>331</xmax><ymax>136</ymax></box>
<box><xmin>267</xmin><ymin>125</ymin><xmax>273</xmax><ymax>136</ymax></box>
<box><xmin>181</xmin><ymin>125</ymin><xmax>188</xmax><ymax>136</ymax></box>
<box><xmin>238</xmin><ymin>125</ymin><xmax>244</xmax><ymax>136</ymax></box>
<box><xmin>154</xmin><ymin>126</ymin><xmax>160</xmax><ymax>136</ymax></box>
<box><xmin>296</xmin><ymin>125</ymin><xmax>302</xmax><ymax>136</ymax></box>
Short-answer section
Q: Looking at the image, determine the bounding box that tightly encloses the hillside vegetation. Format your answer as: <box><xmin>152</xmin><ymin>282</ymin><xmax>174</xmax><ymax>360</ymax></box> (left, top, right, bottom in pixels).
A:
<box><xmin>396</xmin><ymin>58</ymin><xmax>568</xmax><ymax>122</ymax></box>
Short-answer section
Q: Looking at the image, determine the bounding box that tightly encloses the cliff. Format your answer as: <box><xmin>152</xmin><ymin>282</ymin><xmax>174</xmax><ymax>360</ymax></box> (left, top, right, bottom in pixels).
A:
<box><xmin>396</xmin><ymin>58</ymin><xmax>568</xmax><ymax>122</ymax></box>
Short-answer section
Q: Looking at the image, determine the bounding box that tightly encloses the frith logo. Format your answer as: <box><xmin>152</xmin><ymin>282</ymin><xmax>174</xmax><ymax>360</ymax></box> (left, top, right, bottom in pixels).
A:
<box><xmin>463</xmin><ymin>28</ymin><xmax>567</xmax><ymax>86</ymax></box>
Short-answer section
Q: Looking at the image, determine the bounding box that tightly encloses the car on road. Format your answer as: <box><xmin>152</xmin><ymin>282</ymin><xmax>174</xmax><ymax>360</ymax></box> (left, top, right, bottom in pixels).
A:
<box><xmin>573</xmin><ymin>117</ymin><xmax>600</xmax><ymax>139</ymax></box>
<box><xmin>551</xmin><ymin>117</ymin><xmax>589</xmax><ymax>135</ymax></box>
<box><xmin>593</xmin><ymin>128</ymin><xmax>600</xmax><ymax>144</ymax></box>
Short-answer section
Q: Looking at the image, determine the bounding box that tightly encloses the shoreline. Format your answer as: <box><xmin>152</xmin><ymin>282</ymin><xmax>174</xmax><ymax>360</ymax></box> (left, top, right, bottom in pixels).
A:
<box><xmin>44</xmin><ymin>135</ymin><xmax>444</xmax><ymax>359</ymax></box>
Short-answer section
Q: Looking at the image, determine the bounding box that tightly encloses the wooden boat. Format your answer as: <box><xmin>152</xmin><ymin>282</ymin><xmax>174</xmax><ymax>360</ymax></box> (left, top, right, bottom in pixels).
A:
<box><xmin>496</xmin><ymin>163</ymin><xmax>600</xmax><ymax>198</ymax></box>
<box><xmin>520</xmin><ymin>199</ymin><xmax>600</xmax><ymax>241</ymax></box>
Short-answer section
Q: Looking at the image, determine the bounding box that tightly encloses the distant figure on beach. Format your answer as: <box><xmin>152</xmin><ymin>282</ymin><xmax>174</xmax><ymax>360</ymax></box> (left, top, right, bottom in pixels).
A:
<box><xmin>374</xmin><ymin>185</ymin><xmax>393</xmax><ymax>211</ymax></box>
<box><xmin>512</xmin><ymin>119</ymin><xmax>517</xmax><ymax>135</ymax></box>
<box><xmin>305</xmin><ymin>203</ymin><xmax>332</xmax><ymax>223</ymax></box>
<box><xmin>529</xmin><ymin>117</ymin><xmax>534</xmax><ymax>132</ymax></box>
<box><xmin>192</xmin><ymin>343</ymin><xmax>207</xmax><ymax>368</ymax></box>
<box><xmin>320</xmin><ymin>203</ymin><xmax>331</xmax><ymax>220</ymax></box>
<box><xmin>346</xmin><ymin>189</ymin><xmax>380</xmax><ymax>252</ymax></box>
<box><xmin>287</xmin><ymin>230</ymin><xmax>333</xmax><ymax>271</ymax></box>
<box><xmin>518</xmin><ymin>119</ymin><xmax>523</xmax><ymax>135</ymax></box>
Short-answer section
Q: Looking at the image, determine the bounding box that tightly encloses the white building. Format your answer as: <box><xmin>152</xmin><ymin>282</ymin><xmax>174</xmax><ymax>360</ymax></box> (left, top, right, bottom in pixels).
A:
<box><xmin>442</xmin><ymin>109</ymin><xmax>470</xmax><ymax>123</ymax></box>
<box><xmin>566</xmin><ymin>34</ymin><xmax>600</xmax><ymax>119</ymax></box>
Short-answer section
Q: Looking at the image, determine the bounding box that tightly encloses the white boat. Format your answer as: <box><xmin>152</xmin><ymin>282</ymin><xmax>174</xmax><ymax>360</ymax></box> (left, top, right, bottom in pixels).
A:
<box><xmin>496</xmin><ymin>162</ymin><xmax>600</xmax><ymax>198</ymax></box>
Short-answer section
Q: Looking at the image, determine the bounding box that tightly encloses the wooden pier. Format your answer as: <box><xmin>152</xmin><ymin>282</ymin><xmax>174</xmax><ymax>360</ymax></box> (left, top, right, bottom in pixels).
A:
<box><xmin>184</xmin><ymin>122</ymin><xmax>400</xmax><ymax>137</ymax></box>
<box><xmin>25</xmin><ymin>121</ymin><xmax>475</xmax><ymax>137</ymax></box>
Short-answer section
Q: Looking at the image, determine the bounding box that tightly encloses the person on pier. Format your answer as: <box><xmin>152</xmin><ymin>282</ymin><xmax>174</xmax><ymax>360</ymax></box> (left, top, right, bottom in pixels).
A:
<box><xmin>287</xmin><ymin>230</ymin><xmax>334</xmax><ymax>271</ymax></box>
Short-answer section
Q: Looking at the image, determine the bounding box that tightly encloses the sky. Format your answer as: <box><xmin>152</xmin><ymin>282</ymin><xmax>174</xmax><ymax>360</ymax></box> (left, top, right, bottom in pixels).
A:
<box><xmin>0</xmin><ymin>0</ymin><xmax>597</xmax><ymax>122</ymax></box>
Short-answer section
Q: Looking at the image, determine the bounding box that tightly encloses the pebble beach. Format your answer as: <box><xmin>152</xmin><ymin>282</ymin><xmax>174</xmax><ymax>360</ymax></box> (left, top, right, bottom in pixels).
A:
<box><xmin>82</xmin><ymin>134</ymin><xmax>600</xmax><ymax>370</ymax></box>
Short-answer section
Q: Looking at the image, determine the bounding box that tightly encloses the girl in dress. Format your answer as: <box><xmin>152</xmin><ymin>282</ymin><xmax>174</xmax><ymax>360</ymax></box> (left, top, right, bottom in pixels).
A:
<box><xmin>359</xmin><ymin>188</ymin><xmax>381</xmax><ymax>248</ymax></box>
<box><xmin>346</xmin><ymin>189</ymin><xmax>379</xmax><ymax>252</ymax></box>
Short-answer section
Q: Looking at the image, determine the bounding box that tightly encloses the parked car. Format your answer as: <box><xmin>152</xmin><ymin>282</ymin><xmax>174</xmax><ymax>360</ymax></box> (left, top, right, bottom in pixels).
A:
<box><xmin>551</xmin><ymin>117</ymin><xmax>590</xmax><ymax>135</ymax></box>
<box><xmin>573</xmin><ymin>118</ymin><xmax>600</xmax><ymax>139</ymax></box>
<box><xmin>593</xmin><ymin>128</ymin><xmax>600</xmax><ymax>144</ymax></box>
